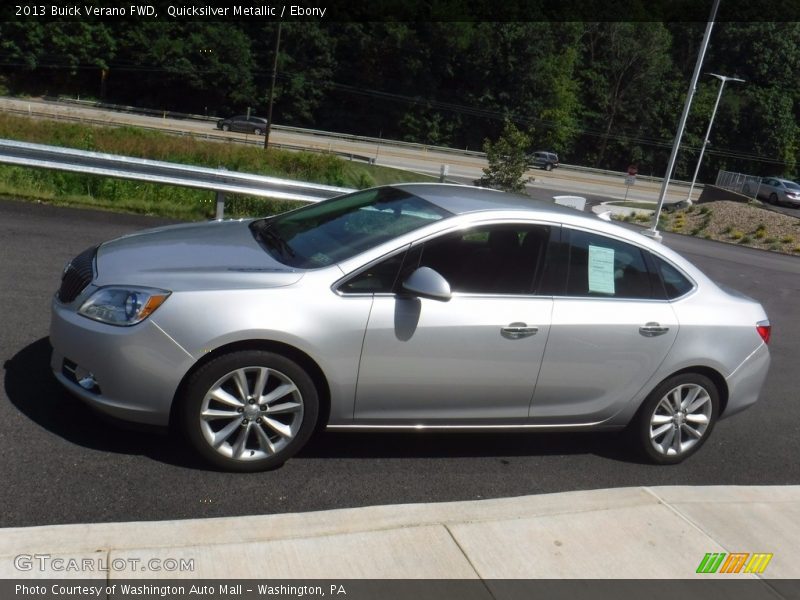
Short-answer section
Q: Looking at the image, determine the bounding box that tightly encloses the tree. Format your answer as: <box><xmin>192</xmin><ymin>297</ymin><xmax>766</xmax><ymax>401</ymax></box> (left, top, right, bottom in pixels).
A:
<box><xmin>478</xmin><ymin>120</ymin><xmax>531</xmax><ymax>193</ymax></box>
<box><xmin>577</xmin><ymin>22</ymin><xmax>676</xmax><ymax>170</ymax></box>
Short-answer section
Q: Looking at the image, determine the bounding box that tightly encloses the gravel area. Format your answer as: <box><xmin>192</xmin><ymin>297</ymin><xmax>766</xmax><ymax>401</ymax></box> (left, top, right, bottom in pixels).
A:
<box><xmin>661</xmin><ymin>201</ymin><xmax>800</xmax><ymax>255</ymax></box>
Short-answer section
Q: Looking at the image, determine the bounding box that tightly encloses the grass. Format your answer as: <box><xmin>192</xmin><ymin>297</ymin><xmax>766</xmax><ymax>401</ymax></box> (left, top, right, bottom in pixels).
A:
<box><xmin>0</xmin><ymin>113</ymin><xmax>435</xmax><ymax>219</ymax></box>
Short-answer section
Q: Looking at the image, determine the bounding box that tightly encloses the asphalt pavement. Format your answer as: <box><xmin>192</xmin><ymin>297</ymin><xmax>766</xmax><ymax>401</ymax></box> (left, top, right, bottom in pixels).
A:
<box><xmin>1</xmin><ymin>198</ymin><xmax>798</xmax><ymax>529</ymax></box>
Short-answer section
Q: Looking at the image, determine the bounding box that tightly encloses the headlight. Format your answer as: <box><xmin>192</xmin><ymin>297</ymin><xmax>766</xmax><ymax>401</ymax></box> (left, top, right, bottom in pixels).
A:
<box><xmin>78</xmin><ymin>287</ymin><xmax>171</xmax><ymax>326</ymax></box>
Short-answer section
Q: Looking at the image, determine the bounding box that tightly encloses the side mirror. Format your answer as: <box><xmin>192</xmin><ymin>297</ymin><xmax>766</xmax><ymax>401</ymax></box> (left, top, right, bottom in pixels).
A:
<box><xmin>401</xmin><ymin>267</ymin><xmax>452</xmax><ymax>302</ymax></box>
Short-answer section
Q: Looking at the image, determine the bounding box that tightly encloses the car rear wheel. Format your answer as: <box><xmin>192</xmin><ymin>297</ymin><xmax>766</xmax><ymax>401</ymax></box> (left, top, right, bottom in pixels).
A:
<box><xmin>544</xmin><ymin>163</ymin><xmax>553</xmax><ymax>171</ymax></box>
<box><xmin>770</xmin><ymin>193</ymin><xmax>779</xmax><ymax>205</ymax></box>
<box><xmin>635</xmin><ymin>373</ymin><xmax>719</xmax><ymax>465</ymax></box>
<box><xmin>180</xmin><ymin>350</ymin><xmax>319</xmax><ymax>472</ymax></box>
<box><xmin>253</xmin><ymin>128</ymin><xmax>263</xmax><ymax>136</ymax></box>
<box><xmin>221</xmin><ymin>124</ymin><xmax>230</xmax><ymax>132</ymax></box>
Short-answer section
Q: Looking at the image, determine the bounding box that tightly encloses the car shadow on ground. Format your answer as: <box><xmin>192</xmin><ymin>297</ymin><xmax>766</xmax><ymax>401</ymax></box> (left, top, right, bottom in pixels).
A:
<box><xmin>3</xmin><ymin>337</ymin><xmax>207</xmax><ymax>470</ymax></box>
<box><xmin>5</xmin><ymin>337</ymin><xmax>646</xmax><ymax>470</ymax></box>
<box><xmin>300</xmin><ymin>429</ymin><xmax>638</xmax><ymax>463</ymax></box>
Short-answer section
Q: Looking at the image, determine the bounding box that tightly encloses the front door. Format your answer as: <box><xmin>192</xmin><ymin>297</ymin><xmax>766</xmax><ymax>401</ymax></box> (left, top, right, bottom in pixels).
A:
<box><xmin>351</xmin><ymin>222</ymin><xmax>556</xmax><ymax>423</ymax></box>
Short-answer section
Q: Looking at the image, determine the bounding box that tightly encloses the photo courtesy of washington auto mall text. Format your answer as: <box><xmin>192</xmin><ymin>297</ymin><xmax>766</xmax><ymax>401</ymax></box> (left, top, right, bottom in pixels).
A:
<box><xmin>12</xmin><ymin>582</ymin><xmax>348</xmax><ymax>598</ymax></box>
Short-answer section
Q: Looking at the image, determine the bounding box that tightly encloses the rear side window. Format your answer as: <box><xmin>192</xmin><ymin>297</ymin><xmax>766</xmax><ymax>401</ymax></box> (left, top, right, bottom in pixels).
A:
<box><xmin>564</xmin><ymin>230</ymin><xmax>654</xmax><ymax>299</ymax></box>
<box><xmin>651</xmin><ymin>254</ymin><xmax>694</xmax><ymax>299</ymax></box>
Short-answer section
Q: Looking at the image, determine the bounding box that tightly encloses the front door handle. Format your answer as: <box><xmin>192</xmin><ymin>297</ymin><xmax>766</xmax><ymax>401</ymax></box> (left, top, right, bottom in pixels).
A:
<box><xmin>501</xmin><ymin>322</ymin><xmax>539</xmax><ymax>339</ymax></box>
<box><xmin>639</xmin><ymin>322</ymin><xmax>670</xmax><ymax>337</ymax></box>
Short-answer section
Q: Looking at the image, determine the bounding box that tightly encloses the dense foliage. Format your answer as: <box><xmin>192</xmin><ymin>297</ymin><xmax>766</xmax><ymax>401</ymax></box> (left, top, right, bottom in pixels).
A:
<box><xmin>1</xmin><ymin>21</ymin><xmax>798</xmax><ymax>180</ymax></box>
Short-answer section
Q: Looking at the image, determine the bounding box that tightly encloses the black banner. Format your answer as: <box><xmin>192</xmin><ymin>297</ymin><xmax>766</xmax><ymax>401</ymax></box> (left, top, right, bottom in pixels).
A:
<box><xmin>4</xmin><ymin>579</ymin><xmax>800</xmax><ymax>600</ymax></box>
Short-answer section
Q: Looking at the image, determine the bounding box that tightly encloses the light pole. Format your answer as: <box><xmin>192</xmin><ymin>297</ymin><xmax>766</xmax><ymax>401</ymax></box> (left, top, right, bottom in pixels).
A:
<box><xmin>645</xmin><ymin>0</ymin><xmax>720</xmax><ymax>241</ymax></box>
<box><xmin>686</xmin><ymin>73</ymin><xmax>745</xmax><ymax>203</ymax></box>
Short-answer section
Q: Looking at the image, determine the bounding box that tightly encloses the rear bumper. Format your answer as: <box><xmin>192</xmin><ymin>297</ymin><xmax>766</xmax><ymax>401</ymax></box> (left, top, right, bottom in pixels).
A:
<box><xmin>722</xmin><ymin>342</ymin><xmax>771</xmax><ymax>419</ymax></box>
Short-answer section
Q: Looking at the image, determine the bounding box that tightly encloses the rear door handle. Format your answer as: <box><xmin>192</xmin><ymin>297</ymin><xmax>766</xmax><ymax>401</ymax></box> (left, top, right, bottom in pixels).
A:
<box><xmin>639</xmin><ymin>322</ymin><xmax>670</xmax><ymax>337</ymax></box>
<box><xmin>501</xmin><ymin>323</ymin><xmax>539</xmax><ymax>339</ymax></box>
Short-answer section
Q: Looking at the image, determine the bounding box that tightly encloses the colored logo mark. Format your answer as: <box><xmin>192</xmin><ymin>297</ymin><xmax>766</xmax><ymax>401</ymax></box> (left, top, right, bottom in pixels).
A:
<box><xmin>696</xmin><ymin>552</ymin><xmax>773</xmax><ymax>574</ymax></box>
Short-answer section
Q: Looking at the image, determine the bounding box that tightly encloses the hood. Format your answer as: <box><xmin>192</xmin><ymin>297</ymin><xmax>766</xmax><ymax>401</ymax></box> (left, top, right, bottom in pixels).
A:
<box><xmin>94</xmin><ymin>219</ymin><xmax>304</xmax><ymax>291</ymax></box>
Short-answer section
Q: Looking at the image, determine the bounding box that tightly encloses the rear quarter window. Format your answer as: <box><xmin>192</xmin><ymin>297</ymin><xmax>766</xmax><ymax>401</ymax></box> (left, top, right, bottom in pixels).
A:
<box><xmin>651</xmin><ymin>254</ymin><xmax>694</xmax><ymax>299</ymax></box>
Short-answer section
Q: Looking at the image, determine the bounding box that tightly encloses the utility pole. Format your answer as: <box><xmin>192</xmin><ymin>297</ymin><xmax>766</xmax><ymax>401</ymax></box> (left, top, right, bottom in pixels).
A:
<box><xmin>264</xmin><ymin>22</ymin><xmax>282</xmax><ymax>150</ymax></box>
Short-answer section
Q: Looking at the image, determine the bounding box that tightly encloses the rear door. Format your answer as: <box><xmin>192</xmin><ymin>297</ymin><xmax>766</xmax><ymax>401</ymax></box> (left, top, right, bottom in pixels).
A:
<box><xmin>531</xmin><ymin>227</ymin><xmax>679</xmax><ymax>424</ymax></box>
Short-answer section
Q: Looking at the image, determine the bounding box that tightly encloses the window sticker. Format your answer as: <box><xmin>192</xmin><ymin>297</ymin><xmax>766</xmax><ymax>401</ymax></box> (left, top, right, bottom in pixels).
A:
<box><xmin>588</xmin><ymin>244</ymin><xmax>615</xmax><ymax>294</ymax></box>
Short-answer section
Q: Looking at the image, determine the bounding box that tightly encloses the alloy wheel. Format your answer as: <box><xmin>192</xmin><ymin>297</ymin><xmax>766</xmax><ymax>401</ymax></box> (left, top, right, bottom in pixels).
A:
<box><xmin>648</xmin><ymin>382</ymin><xmax>712</xmax><ymax>457</ymax></box>
<box><xmin>199</xmin><ymin>366</ymin><xmax>304</xmax><ymax>462</ymax></box>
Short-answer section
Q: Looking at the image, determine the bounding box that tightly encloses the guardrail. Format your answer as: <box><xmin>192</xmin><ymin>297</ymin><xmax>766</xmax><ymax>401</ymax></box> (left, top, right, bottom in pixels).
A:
<box><xmin>0</xmin><ymin>138</ymin><xmax>355</xmax><ymax>218</ymax></box>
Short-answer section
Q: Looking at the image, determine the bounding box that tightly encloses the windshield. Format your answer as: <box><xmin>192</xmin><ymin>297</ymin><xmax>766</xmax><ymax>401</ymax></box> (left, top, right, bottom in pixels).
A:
<box><xmin>250</xmin><ymin>187</ymin><xmax>452</xmax><ymax>268</ymax></box>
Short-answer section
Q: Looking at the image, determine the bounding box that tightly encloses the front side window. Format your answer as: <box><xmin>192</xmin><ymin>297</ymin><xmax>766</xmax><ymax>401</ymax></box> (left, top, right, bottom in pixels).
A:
<box><xmin>251</xmin><ymin>187</ymin><xmax>451</xmax><ymax>269</ymax></box>
<box><xmin>339</xmin><ymin>250</ymin><xmax>408</xmax><ymax>294</ymax></box>
<box><xmin>415</xmin><ymin>224</ymin><xmax>552</xmax><ymax>294</ymax></box>
<box><xmin>564</xmin><ymin>230</ymin><xmax>654</xmax><ymax>299</ymax></box>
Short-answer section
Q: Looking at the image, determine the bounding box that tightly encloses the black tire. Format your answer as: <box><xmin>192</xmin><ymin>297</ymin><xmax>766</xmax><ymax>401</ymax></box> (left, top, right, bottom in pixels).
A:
<box><xmin>253</xmin><ymin>128</ymin><xmax>263</xmax><ymax>136</ymax></box>
<box><xmin>769</xmin><ymin>193</ymin><xmax>779</xmax><ymax>206</ymax></box>
<box><xmin>222</xmin><ymin>124</ymin><xmax>230</xmax><ymax>132</ymax></box>
<box><xmin>179</xmin><ymin>350</ymin><xmax>319</xmax><ymax>472</ymax></box>
<box><xmin>544</xmin><ymin>163</ymin><xmax>553</xmax><ymax>172</ymax></box>
<box><xmin>633</xmin><ymin>373</ymin><xmax>719</xmax><ymax>465</ymax></box>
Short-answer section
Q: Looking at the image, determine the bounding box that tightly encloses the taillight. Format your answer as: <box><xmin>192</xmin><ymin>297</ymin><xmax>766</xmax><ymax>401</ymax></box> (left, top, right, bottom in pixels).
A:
<box><xmin>756</xmin><ymin>320</ymin><xmax>771</xmax><ymax>345</ymax></box>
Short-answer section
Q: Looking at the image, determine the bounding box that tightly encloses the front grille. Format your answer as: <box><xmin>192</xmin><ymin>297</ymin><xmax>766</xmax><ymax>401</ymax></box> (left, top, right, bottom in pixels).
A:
<box><xmin>57</xmin><ymin>245</ymin><xmax>97</xmax><ymax>303</ymax></box>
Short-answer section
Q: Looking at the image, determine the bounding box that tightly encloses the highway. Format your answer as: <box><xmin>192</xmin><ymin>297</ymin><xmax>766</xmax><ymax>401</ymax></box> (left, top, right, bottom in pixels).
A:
<box><xmin>0</xmin><ymin>96</ymin><xmax>696</xmax><ymax>205</ymax></box>
<box><xmin>1</xmin><ymin>198</ymin><xmax>798</xmax><ymax>528</ymax></box>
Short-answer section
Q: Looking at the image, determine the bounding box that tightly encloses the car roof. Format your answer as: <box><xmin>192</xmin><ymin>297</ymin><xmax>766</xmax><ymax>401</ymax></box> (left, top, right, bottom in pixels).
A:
<box><xmin>393</xmin><ymin>183</ymin><xmax>579</xmax><ymax>217</ymax></box>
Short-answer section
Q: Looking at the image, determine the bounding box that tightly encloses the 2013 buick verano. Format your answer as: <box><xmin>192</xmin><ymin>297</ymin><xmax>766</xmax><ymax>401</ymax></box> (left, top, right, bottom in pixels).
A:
<box><xmin>50</xmin><ymin>184</ymin><xmax>771</xmax><ymax>471</ymax></box>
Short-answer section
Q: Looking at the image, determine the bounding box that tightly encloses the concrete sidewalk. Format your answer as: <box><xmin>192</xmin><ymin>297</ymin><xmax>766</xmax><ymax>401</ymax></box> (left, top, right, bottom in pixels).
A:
<box><xmin>1</xmin><ymin>486</ymin><xmax>798</xmax><ymax>580</ymax></box>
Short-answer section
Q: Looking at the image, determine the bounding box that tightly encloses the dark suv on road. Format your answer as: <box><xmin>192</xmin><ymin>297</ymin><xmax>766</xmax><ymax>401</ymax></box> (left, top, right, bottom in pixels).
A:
<box><xmin>528</xmin><ymin>151</ymin><xmax>559</xmax><ymax>171</ymax></box>
<box><xmin>216</xmin><ymin>115</ymin><xmax>268</xmax><ymax>135</ymax></box>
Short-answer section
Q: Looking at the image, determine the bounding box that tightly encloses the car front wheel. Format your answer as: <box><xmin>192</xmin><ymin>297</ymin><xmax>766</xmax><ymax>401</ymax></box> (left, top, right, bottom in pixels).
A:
<box><xmin>544</xmin><ymin>163</ymin><xmax>553</xmax><ymax>171</ymax></box>
<box><xmin>221</xmin><ymin>124</ymin><xmax>230</xmax><ymax>132</ymax></box>
<box><xmin>253</xmin><ymin>128</ymin><xmax>263</xmax><ymax>135</ymax></box>
<box><xmin>635</xmin><ymin>373</ymin><xmax>719</xmax><ymax>464</ymax></box>
<box><xmin>180</xmin><ymin>350</ymin><xmax>319</xmax><ymax>472</ymax></box>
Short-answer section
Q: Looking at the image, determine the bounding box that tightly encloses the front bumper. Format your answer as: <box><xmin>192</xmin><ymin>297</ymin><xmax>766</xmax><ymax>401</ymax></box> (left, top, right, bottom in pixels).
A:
<box><xmin>49</xmin><ymin>298</ymin><xmax>195</xmax><ymax>426</ymax></box>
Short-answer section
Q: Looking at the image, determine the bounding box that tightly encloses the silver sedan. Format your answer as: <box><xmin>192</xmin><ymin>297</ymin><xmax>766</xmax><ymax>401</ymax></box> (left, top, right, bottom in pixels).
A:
<box><xmin>50</xmin><ymin>184</ymin><xmax>771</xmax><ymax>471</ymax></box>
<box><xmin>745</xmin><ymin>177</ymin><xmax>800</xmax><ymax>207</ymax></box>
